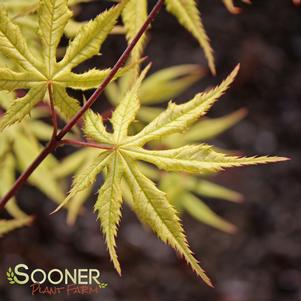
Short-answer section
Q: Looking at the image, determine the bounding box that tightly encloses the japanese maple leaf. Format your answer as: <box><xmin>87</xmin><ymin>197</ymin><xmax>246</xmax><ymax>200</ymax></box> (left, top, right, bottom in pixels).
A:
<box><xmin>0</xmin><ymin>0</ymin><xmax>128</xmax><ymax>130</ymax></box>
<box><xmin>54</xmin><ymin>65</ymin><xmax>287</xmax><ymax>285</ymax></box>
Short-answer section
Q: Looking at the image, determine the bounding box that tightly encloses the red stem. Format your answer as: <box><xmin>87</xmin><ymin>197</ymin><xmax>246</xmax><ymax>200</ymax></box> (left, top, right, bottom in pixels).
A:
<box><xmin>0</xmin><ymin>0</ymin><xmax>164</xmax><ymax>211</ymax></box>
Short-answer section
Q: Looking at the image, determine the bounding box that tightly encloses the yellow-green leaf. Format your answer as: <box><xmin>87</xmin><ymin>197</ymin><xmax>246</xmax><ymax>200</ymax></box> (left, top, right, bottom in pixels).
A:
<box><xmin>57</xmin><ymin>1</ymin><xmax>127</xmax><ymax>71</ymax></box>
<box><xmin>0</xmin><ymin>153</ymin><xmax>27</xmax><ymax>218</ymax></box>
<box><xmin>53</xmin><ymin>148</ymin><xmax>93</xmax><ymax>178</ymax></box>
<box><xmin>124</xmin><ymin>144</ymin><xmax>288</xmax><ymax>174</ymax></box>
<box><xmin>126</xmin><ymin>65</ymin><xmax>240</xmax><ymax>146</ymax></box>
<box><xmin>52</xmin><ymin>84</ymin><xmax>81</xmax><ymax>119</ymax></box>
<box><xmin>122</xmin><ymin>0</ymin><xmax>147</xmax><ymax>77</ymax></box>
<box><xmin>83</xmin><ymin>110</ymin><xmax>113</xmax><ymax>144</ymax></box>
<box><xmin>192</xmin><ymin>179</ymin><xmax>243</xmax><ymax>203</ymax></box>
<box><xmin>38</xmin><ymin>0</ymin><xmax>72</xmax><ymax>76</ymax></box>
<box><xmin>63</xmin><ymin>66</ymin><xmax>287</xmax><ymax>284</ymax></box>
<box><xmin>181</xmin><ymin>193</ymin><xmax>236</xmax><ymax>233</ymax></box>
<box><xmin>95</xmin><ymin>153</ymin><xmax>123</xmax><ymax>275</ymax></box>
<box><xmin>111</xmin><ymin>65</ymin><xmax>150</xmax><ymax>143</ymax></box>
<box><xmin>0</xmin><ymin>68</ymin><xmax>44</xmax><ymax>91</ymax></box>
<box><xmin>184</xmin><ymin>108</ymin><xmax>247</xmax><ymax>142</ymax></box>
<box><xmin>0</xmin><ymin>0</ymin><xmax>127</xmax><ymax>128</ymax></box>
<box><xmin>13</xmin><ymin>131</ymin><xmax>65</xmax><ymax>204</ymax></box>
<box><xmin>0</xmin><ymin>6</ymin><xmax>41</xmax><ymax>71</ymax></box>
<box><xmin>165</xmin><ymin>0</ymin><xmax>215</xmax><ymax>74</ymax></box>
<box><xmin>121</xmin><ymin>155</ymin><xmax>212</xmax><ymax>286</ymax></box>
<box><xmin>139</xmin><ymin>65</ymin><xmax>205</xmax><ymax>105</ymax></box>
<box><xmin>55</xmin><ymin>63</ymin><xmax>136</xmax><ymax>90</ymax></box>
<box><xmin>0</xmin><ymin>85</ymin><xmax>47</xmax><ymax>130</ymax></box>
<box><xmin>54</xmin><ymin>151</ymin><xmax>112</xmax><ymax>213</ymax></box>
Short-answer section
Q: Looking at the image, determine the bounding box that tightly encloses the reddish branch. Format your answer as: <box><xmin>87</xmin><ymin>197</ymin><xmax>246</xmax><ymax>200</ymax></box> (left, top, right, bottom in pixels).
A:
<box><xmin>0</xmin><ymin>0</ymin><xmax>164</xmax><ymax>211</ymax></box>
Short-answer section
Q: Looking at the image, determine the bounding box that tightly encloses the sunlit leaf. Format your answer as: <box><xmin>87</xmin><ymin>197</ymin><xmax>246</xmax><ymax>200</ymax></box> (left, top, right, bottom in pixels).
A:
<box><xmin>57</xmin><ymin>66</ymin><xmax>286</xmax><ymax>284</ymax></box>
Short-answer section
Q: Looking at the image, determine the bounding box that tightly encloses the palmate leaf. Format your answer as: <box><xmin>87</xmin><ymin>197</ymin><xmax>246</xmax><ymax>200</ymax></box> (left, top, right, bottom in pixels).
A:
<box><xmin>62</xmin><ymin>64</ymin><xmax>205</xmax><ymax>224</ymax></box>
<box><xmin>53</xmin><ymin>63</ymin><xmax>272</xmax><ymax>238</ymax></box>
<box><xmin>59</xmin><ymin>65</ymin><xmax>247</xmax><ymax>235</ymax></box>
<box><xmin>0</xmin><ymin>0</ymin><xmax>100</xmax><ymax>60</ymax></box>
<box><xmin>55</xmin><ymin>66</ymin><xmax>287</xmax><ymax>285</ymax></box>
<box><xmin>0</xmin><ymin>0</ymin><xmax>128</xmax><ymax>130</ymax></box>
<box><xmin>105</xmin><ymin>65</ymin><xmax>245</xmax><ymax>231</ymax></box>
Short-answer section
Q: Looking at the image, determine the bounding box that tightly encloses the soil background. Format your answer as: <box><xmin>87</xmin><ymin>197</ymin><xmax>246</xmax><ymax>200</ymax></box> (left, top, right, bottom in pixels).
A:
<box><xmin>0</xmin><ymin>0</ymin><xmax>301</xmax><ymax>300</ymax></box>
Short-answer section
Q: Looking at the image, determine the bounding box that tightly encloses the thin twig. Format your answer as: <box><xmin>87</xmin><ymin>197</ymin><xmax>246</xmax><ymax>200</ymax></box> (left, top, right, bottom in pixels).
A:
<box><xmin>0</xmin><ymin>0</ymin><xmax>164</xmax><ymax>211</ymax></box>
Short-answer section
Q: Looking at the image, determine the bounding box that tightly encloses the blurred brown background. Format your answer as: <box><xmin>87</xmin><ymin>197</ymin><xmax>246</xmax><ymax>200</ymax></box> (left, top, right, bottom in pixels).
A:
<box><xmin>0</xmin><ymin>0</ymin><xmax>300</xmax><ymax>300</ymax></box>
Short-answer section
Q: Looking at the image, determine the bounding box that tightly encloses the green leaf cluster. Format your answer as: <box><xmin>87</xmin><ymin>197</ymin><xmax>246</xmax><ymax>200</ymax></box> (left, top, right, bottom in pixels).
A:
<box><xmin>0</xmin><ymin>92</ymin><xmax>65</xmax><ymax>204</ymax></box>
<box><xmin>0</xmin><ymin>0</ymin><xmax>287</xmax><ymax>286</ymax></box>
<box><xmin>63</xmin><ymin>64</ymin><xmax>247</xmax><ymax>234</ymax></box>
<box><xmin>0</xmin><ymin>0</ymin><xmax>128</xmax><ymax>129</ymax></box>
<box><xmin>0</xmin><ymin>0</ymin><xmax>128</xmax><ymax>236</ymax></box>
<box><xmin>121</xmin><ymin>0</ymin><xmax>252</xmax><ymax>75</ymax></box>
<box><xmin>0</xmin><ymin>0</ymin><xmax>95</xmax><ymax>39</ymax></box>
<box><xmin>0</xmin><ymin>91</ymin><xmax>64</xmax><ymax>236</ymax></box>
<box><xmin>53</xmin><ymin>65</ymin><xmax>286</xmax><ymax>284</ymax></box>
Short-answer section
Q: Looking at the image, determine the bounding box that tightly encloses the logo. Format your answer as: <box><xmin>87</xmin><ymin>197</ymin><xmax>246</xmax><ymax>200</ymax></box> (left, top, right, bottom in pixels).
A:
<box><xmin>6</xmin><ymin>264</ymin><xmax>108</xmax><ymax>296</ymax></box>
<box><xmin>6</xmin><ymin>267</ymin><xmax>17</xmax><ymax>285</ymax></box>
